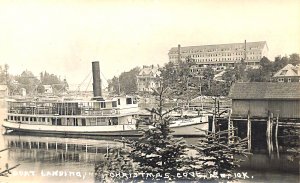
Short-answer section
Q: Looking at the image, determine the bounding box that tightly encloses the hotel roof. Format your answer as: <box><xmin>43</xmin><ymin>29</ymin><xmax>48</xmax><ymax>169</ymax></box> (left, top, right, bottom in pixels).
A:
<box><xmin>169</xmin><ymin>41</ymin><xmax>268</xmax><ymax>53</ymax></box>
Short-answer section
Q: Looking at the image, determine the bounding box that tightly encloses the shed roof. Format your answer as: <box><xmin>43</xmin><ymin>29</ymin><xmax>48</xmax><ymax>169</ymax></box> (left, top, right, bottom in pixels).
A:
<box><xmin>229</xmin><ymin>82</ymin><xmax>300</xmax><ymax>99</ymax></box>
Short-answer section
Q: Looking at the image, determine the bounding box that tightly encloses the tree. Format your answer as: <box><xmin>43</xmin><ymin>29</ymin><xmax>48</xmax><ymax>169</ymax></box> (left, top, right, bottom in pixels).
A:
<box><xmin>0</xmin><ymin>65</ymin><xmax>6</xmax><ymax>84</ymax></box>
<box><xmin>15</xmin><ymin>70</ymin><xmax>40</xmax><ymax>95</ymax></box>
<box><xmin>222</xmin><ymin>68</ymin><xmax>236</xmax><ymax>84</ymax></box>
<box><xmin>107</xmin><ymin>76</ymin><xmax>120</xmax><ymax>95</ymax></box>
<box><xmin>36</xmin><ymin>84</ymin><xmax>45</xmax><ymax>94</ymax></box>
<box><xmin>0</xmin><ymin>64</ymin><xmax>10</xmax><ymax>85</ymax></box>
<box><xmin>193</xmin><ymin>129</ymin><xmax>250</xmax><ymax>181</ymax></box>
<box><xmin>160</xmin><ymin>61</ymin><xmax>176</xmax><ymax>88</ymax></box>
<box><xmin>95</xmin><ymin>147</ymin><xmax>134</xmax><ymax>182</ymax></box>
<box><xmin>246</xmin><ymin>57</ymin><xmax>273</xmax><ymax>82</ymax></box>
<box><xmin>159</xmin><ymin>59</ymin><xmax>199</xmax><ymax>104</ymax></box>
<box><xmin>103</xmin><ymin>86</ymin><xmax>194</xmax><ymax>182</ymax></box>
<box><xmin>247</xmin><ymin>68</ymin><xmax>263</xmax><ymax>82</ymax></box>
<box><xmin>40</xmin><ymin>71</ymin><xmax>68</xmax><ymax>93</ymax></box>
<box><xmin>273</xmin><ymin>56</ymin><xmax>287</xmax><ymax>72</ymax></box>
<box><xmin>289</xmin><ymin>53</ymin><xmax>300</xmax><ymax>66</ymax></box>
<box><xmin>127</xmin><ymin>86</ymin><xmax>192</xmax><ymax>180</ymax></box>
<box><xmin>120</xmin><ymin>67</ymin><xmax>140</xmax><ymax>94</ymax></box>
<box><xmin>108</xmin><ymin>67</ymin><xmax>140</xmax><ymax>95</ymax></box>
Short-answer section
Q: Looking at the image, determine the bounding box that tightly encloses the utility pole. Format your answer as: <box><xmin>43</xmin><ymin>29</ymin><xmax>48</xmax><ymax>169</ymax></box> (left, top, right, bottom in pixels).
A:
<box><xmin>197</xmin><ymin>76</ymin><xmax>203</xmax><ymax>111</ymax></box>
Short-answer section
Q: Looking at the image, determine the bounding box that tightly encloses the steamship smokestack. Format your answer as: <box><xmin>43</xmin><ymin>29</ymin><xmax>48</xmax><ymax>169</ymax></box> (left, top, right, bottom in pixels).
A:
<box><xmin>92</xmin><ymin>61</ymin><xmax>103</xmax><ymax>100</ymax></box>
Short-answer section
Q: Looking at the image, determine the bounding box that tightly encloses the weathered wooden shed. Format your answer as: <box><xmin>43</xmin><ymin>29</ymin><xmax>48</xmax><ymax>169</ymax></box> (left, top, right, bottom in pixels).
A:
<box><xmin>229</xmin><ymin>82</ymin><xmax>300</xmax><ymax>119</ymax></box>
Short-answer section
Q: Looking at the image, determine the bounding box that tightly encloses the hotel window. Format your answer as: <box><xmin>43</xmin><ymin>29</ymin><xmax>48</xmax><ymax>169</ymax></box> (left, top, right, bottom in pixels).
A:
<box><xmin>288</xmin><ymin>78</ymin><xmax>291</xmax><ymax>82</ymax></box>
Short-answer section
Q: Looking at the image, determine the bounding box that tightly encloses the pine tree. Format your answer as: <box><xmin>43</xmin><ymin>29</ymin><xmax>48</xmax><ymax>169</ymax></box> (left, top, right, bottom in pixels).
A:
<box><xmin>193</xmin><ymin>129</ymin><xmax>250</xmax><ymax>181</ymax></box>
<box><xmin>127</xmin><ymin>85</ymin><xmax>195</xmax><ymax>181</ymax></box>
<box><xmin>100</xmin><ymin>85</ymin><xmax>195</xmax><ymax>182</ymax></box>
<box><xmin>95</xmin><ymin>147</ymin><xmax>134</xmax><ymax>182</ymax></box>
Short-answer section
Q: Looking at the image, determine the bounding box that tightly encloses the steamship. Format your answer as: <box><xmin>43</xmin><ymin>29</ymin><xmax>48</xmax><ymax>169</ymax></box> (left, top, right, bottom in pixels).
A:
<box><xmin>2</xmin><ymin>62</ymin><xmax>208</xmax><ymax>136</ymax></box>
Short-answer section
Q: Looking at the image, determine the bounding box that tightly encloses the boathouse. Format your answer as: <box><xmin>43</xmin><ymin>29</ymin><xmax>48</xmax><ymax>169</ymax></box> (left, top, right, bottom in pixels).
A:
<box><xmin>229</xmin><ymin>82</ymin><xmax>300</xmax><ymax>119</ymax></box>
<box><xmin>228</xmin><ymin>82</ymin><xmax>300</xmax><ymax>152</ymax></box>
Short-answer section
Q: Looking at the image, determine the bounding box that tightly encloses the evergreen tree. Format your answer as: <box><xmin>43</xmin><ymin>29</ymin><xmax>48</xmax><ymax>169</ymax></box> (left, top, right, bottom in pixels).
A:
<box><xmin>100</xmin><ymin>85</ymin><xmax>194</xmax><ymax>182</ymax></box>
<box><xmin>124</xmin><ymin>86</ymin><xmax>193</xmax><ymax>181</ymax></box>
<box><xmin>193</xmin><ymin>129</ymin><xmax>250</xmax><ymax>181</ymax></box>
<box><xmin>95</xmin><ymin>147</ymin><xmax>134</xmax><ymax>182</ymax></box>
<box><xmin>108</xmin><ymin>67</ymin><xmax>140</xmax><ymax>95</ymax></box>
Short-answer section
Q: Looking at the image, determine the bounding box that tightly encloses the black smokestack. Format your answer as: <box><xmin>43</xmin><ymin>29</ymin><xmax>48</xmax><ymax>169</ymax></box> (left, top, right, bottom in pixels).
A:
<box><xmin>92</xmin><ymin>61</ymin><xmax>102</xmax><ymax>97</ymax></box>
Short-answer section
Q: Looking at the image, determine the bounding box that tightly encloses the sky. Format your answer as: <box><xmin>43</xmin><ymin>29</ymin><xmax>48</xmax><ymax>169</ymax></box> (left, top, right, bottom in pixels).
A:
<box><xmin>0</xmin><ymin>0</ymin><xmax>300</xmax><ymax>90</ymax></box>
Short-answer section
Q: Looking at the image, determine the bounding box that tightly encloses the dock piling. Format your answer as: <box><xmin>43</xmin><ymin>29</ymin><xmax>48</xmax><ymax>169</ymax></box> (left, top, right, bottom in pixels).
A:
<box><xmin>247</xmin><ymin>111</ymin><xmax>251</xmax><ymax>151</ymax></box>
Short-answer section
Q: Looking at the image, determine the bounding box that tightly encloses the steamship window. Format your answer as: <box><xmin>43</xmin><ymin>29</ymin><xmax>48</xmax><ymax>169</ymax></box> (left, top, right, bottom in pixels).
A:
<box><xmin>52</xmin><ymin>118</ymin><xmax>56</xmax><ymax>125</ymax></box>
<box><xmin>100</xmin><ymin>102</ymin><xmax>106</xmax><ymax>108</ymax></box>
<box><xmin>126</xmin><ymin>98</ymin><xmax>132</xmax><ymax>104</ymax></box>
<box><xmin>112</xmin><ymin>101</ymin><xmax>117</xmax><ymax>107</ymax></box>
<box><xmin>82</xmin><ymin>118</ymin><xmax>86</xmax><ymax>126</ymax></box>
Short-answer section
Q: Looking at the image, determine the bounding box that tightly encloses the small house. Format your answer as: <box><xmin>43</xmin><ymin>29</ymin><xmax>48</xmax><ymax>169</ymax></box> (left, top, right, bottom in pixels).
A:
<box><xmin>273</xmin><ymin>64</ymin><xmax>300</xmax><ymax>82</ymax></box>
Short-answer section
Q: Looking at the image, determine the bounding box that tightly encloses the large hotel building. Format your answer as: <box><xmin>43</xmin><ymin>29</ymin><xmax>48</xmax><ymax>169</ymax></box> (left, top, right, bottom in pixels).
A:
<box><xmin>168</xmin><ymin>41</ymin><xmax>268</xmax><ymax>68</ymax></box>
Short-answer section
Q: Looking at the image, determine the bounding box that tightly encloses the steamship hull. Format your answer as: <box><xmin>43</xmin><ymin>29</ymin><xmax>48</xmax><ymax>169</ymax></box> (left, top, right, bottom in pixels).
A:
<box><xmin>3</xmin><ymin>117</ymin><xmax>208</xmax><ymax>137</ymax></box>
<box><xmin>2</xmin><ymin>121</ymin><xmax>141</xmax><ymax>136</ymax></box>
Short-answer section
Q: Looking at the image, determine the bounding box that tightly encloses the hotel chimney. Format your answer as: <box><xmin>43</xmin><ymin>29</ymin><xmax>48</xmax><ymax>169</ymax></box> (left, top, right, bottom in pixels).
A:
<box><xmin>92</xmin><ymin>61</ymin><xmax>103</xmax><ymax>100</ymax></box>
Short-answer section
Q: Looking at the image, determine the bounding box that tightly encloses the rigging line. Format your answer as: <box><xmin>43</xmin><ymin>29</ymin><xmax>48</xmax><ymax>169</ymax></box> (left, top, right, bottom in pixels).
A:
<box><xmin>100</xmin><ymin>71</ymin><xmax>108</xmax><ymax>83</ymax></box>
<box><xmin>85</xmin><ymin>74</ymin><xmax>93</xmax><ymax>92</ymax></box>
<box><xmin>79</xmin><ymin>71</ymin><xmax>92</xmax><ymax>88</ymax></box>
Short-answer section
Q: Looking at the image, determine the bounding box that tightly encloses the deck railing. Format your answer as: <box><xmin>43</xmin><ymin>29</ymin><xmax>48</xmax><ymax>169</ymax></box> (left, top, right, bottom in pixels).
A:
<box><xmin>8</xmin><ymin>107</ymin><xmax>128</xmax><ymax>116</ymax></box>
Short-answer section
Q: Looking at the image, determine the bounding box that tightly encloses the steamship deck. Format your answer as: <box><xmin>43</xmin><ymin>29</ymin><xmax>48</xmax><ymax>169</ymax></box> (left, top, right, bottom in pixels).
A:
<box><xmin>2</xmin><ymin>61</ymin><xmax>208</xmax><ymax>137</ymax></box>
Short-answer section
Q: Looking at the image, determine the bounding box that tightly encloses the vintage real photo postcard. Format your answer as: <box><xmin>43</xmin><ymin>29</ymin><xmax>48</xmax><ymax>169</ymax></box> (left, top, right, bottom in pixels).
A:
<box><xmin>0</xmin><ymin>0</ymin><xmax>299</xmax><ymax>182</ymax></box>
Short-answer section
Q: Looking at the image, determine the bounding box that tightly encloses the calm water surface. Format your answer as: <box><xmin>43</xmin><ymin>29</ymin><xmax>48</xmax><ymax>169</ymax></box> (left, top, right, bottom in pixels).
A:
<box><xmin>0</xmin><ymin>107</ymin><xmax>299</xmax><ymax>183</ymax></box>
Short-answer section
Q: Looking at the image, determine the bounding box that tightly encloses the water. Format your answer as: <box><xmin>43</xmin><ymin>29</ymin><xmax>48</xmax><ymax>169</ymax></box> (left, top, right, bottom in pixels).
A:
<box><xmin>0</xmin><ymin>107</ymin><xmax>299</xmax><ymax>183</ymax></box>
